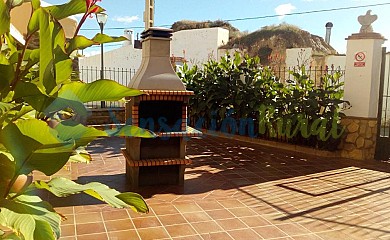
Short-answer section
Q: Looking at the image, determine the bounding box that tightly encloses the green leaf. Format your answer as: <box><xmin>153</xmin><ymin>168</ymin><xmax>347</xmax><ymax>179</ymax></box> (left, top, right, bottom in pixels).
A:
<box><xmin>66</xmin><ymin>35</ymin><xmax>95</xmax><ymax>54</ymax></box>
<box><xmin>0</xmin><ymin>1</ymin><xmax>10</xmax><ymax>35</ymax></box>
<box><xmin>38</xmin><ymin>8</ymin><xmax>56</xmax><ymax>94</ymax></box>
<box><xmin>69</xmin><ymin>147</ymin><xmax>91</xmax><ymax>163</ymax></box>
<box><xmin>0</xmin><ymin>103</ymin><xmax>15</xmax><ymax>116</ymax></box>
<box><xmin>106</xmin><ymin>125</ymin><xmax>156</xmax><ymax>138</ymax></box>
<box><xmin>6</xmin><ymin>0</ymin><xmax>23</xmax><ymax>9</ymax></box>
<box><xmin>58</xmin><ymin>80</ymin><xmax>143</xmax><ymax>103</ymax></box>
<box><xmin>27</xmin><ymin>8</ymin><xmax>40</xmax><ymax>34</ymax></box>
<box><xmin>0</xmin><ymin>152</ymin><xmax>15</xmax><ymax>196</ymax></box>
<box><xmin>31</xmin><ymin>0</ymin><xmax>40</xmax><ymax>10</ymax></box>
<box><xmin>33</xmin><ymin>178</ymin><xmax>149</xmax><ymax>213</ymax></box>
<box><xmin>0</xmin><ymin>195</ymin><xmax>60</xmax><ymax>240</ymax></box>
<box><xmin>0</xmin><ymin>119</ymin><xmax>75</xmax><ymax>176</ymax></box>
<box><xmin>0</xmin><ymin>64</ymin><xmax>15</xmax><ymax>92</ymax></box>
<box><xmin>55</xmin><ymin>120</ymin><xmax>108</xmax><ymax>148</ymax></box>
<box><xmin>116</xmin><ymin>192</ymin><xmax>150</xmax><ymax>213</ymax></box>
<box><xmin>44</xmin><ymin>0</ymin><xmax>103</xmax><ymax>20</ymax></box>
<box><xmin>92</xmin><ymin>33</ymin><xmax>127</xmax><ymax>44</ymax></box>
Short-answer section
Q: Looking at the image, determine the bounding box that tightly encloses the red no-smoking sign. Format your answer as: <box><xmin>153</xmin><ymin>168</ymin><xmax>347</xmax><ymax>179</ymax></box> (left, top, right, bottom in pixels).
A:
<box><xmin>355</xmin><ymin>52</ymin><xmax>366</xmax><ymax>62</ymax></box>
<box><xmin>354</xmin><ymin>51</ymin><xmax>366</xmax><ymax>67</ymax></box>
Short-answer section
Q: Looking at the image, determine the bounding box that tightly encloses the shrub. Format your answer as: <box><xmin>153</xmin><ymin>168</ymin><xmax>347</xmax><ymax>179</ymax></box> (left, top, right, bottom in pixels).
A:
<box><xmin>178</xmin><ymin>53</ymin><xmax>349</xmax><ymax>150</ymax></box>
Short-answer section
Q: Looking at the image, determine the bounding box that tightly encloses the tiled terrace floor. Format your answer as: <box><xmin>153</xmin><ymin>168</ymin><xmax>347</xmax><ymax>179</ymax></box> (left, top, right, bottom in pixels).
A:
<box><xmin>40</xmin><ymin>136</ymin><xmax>390</xmax><ymax>240</ymax></box>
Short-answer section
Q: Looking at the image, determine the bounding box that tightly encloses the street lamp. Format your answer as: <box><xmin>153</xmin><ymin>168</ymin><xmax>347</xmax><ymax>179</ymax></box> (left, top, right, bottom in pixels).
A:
<box><xmin>96</xmin><ymin>12</ymin><xmax>108</xmax><ymax>108</ymax></box>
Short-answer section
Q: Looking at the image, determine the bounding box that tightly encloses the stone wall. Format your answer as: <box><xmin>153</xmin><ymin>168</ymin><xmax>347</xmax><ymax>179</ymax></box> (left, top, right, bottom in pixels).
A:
<box><xmin>339</xmin><ymin>117</ymin><xmax>377</xmax><ymax>160</ymax></box>
<box><xmin>86</xmin><ymin>108</ymin><xmax>125</xmax><ymax>125</ymax></box>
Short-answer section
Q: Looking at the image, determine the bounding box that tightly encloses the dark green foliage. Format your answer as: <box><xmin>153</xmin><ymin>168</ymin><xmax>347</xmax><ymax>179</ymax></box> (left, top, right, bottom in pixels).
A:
<box><xmin>178</xmin><ymin>53</ymin><xmax>349</xmax><ymax>150</ymax></box>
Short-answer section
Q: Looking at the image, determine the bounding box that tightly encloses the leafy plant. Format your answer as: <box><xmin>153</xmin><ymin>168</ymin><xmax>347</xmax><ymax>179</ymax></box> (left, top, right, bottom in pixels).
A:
<box><xmin>0</xmin><ymin>0</ymin><xmax>155</xmax><ymax>239</ymax></box>
<box><xmin>179</xmin><ymin>53</ymin><xmax>349</xmax><ymax>150</ymax></box>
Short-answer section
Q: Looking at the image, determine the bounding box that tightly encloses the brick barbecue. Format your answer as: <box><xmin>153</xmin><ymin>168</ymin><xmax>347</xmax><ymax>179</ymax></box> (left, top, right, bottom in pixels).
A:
<box><xmin>122</xmin><ymin>27</ymin><xmax>202</xmax><ymax>188</ymax></box>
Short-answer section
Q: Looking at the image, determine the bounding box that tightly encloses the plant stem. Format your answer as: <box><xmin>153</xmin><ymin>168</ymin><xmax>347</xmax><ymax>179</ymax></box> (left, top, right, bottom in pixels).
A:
<box><xmin>10</xmin><ymin>32</ymin><xmax>36</xmax><ymax>90</ymax></box>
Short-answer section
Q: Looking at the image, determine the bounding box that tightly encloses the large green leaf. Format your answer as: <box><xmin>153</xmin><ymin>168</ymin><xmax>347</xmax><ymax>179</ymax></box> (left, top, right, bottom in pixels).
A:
<box><xmin>66</xmin><ymin>34</ymin><xmax>127</xmax><ymax>54</ymax></box>
<box><xmin>0</xmin><ymin>152</ymin><xmax>15</xmax><ymax>196</ymax></box>
<box><xmin>0</xmin><ymin>1</ymin><xmax>10</xmax><ymax>35</ymax></box>
<box><xmin>0</xmin><ymin>64</ymin><xmax>14</xmax><ymax>93</ymax></box>
<box><xmin>58</xmin><ymin>80</ymin><xmax>143</xmax><ymax>102</ymax></box>
<box><xmin>0</xmin><ymin>119</ymin><xmax>75</xmax><ymax>176</ymax></box>
<box><xmin>43</xmin><ymin>0</ymin><xmax>103</xmax><ymax>20</ymax></box>
<box><xmin>55</xmin><ymin>120</ymin><xmax>108</xmax><ymax>148</ymax></box>
<box><xmin>33</xmin><ymin>178</ymin><xmax>149</xmax><ymax>213</ymax></box>
<box><xmin>6</xmin><ymin>0</ymin><xmax>24</xmax><ymax>9</ymax></box>
<box><xmin>0</xmin><ymin>103</ymin><xmax>15</xmax><ymax>116</ymax></box>
<box><xmin>0</xmin><ymin>195</ymin><xmax>60</xmax><ymax>240</ymax></box>
<box><xmin>106</xmin><ymin>125</ymin><xmax>156</xmax><ymax>138</ymax></box>
<box><xmin>66</xmin><ymin>35</ymin><xmax>95</xmax><ymax>54</ymax></box>
<box><xmin>38</xmin><ymin>8</ymin><xmax>56</xmax><ymax>94</ymax></box>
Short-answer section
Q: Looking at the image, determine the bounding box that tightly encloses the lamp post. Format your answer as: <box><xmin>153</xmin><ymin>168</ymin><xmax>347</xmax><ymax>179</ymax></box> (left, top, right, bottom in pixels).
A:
<box><xmin>96</xmin><ymin>12</ymin><xmax>108</xmax><ymax>108</ymax></box>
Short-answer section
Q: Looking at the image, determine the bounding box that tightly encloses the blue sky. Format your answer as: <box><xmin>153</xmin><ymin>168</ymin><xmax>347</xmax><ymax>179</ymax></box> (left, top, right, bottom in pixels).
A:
<box><xmin>48</xmin><ymin>0</ymin><xmax>390</xmax><ymax>55</ymax></box>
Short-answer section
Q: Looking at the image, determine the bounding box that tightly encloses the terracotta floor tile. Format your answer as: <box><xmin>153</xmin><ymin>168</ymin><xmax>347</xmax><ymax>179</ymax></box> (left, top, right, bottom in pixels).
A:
<box><xmin>171</xmin><ymin>235</ymin><xmax>203</xmax><ymax>240</ymax></box>
<box><xmin>253</xmin><ymin>225</ymin><xmax>288</xmax><ymax>239</ymax></box>
<box><xmin>61</xmin><ymin>214</ymin><xmax>75</xmax><ymax>226</ymax></box>
<box><xmin>216</xmin><ymin>218</ymin><xmax>247</xmax><ymax>231</ymax></box>
<box><xmin>152</xmin><ymin>204</ymin><xmax>180</xmax><ymax>215</ymax></box>
<box><xmin>228</xmin><ymin>207</ymin><xmax>257</xmax><ymax>217</ymax></box>
<box><xmin>292</xmin><ymin>234</ymin><xmax>327</xmax><ymax>240</ymax></box>
<box><xmin>174</xmin><ymin>202</ymin><xmax>203</xmax><ymax>213</ymax></box>
<box><xmin>137</xmin><ymin>227</ymin><xmax>170</xmax><ymax>240</ymax></box>
<box><xmin>276</xmin><ymin>223</ymin><xmax>311</xmax><ymax>236</ymax></box>
<box><xmin>75</xmin><ymin>212</ymin><xmax>103</xmax><ymax>224</ymax></box>
<box><xmin>239</xmin><ymin>216</ymin><xmax>272</xmax><ymax>227</ymax></box>
<box><xmin>205</xmin><ymin>209</ymin><xmax>235</xmax><ymax>220</ymax></box>
<box><xmin>102</xmin><ymin>209</ymin><xmax>129</xmax><ymax>221</ymax></box>
<box><xmin>158</xmin><ymin>213</ymin><xmax>188</xmax><ymax>226</ymax></box>
<box><xmin>165</xmin><ymin>223</ymin><xmax>197</xmax><ymax>238</ymax></box>
<box><xmin>77</xmin><ymin>233</ymin><xmax>108</xmax><ymax>240</ymax></box>
<box><xmin>183</xmin><ymin>212</ymin><xmax>212</xmax><ymax>223</ymax></box>
<box><xmin>76</xmin><ymin>222</ymin><xmax>105</xmax><ymax>236</ymax></box>
<box><xmin>60</xmin><ymin>225</ymin><xmax>75</xmax><ymax>237</ymax></box>
<box><xmin>58</xmin><ymin>237</ymin><xmax>76</xmax><ymax>240</ymax></box>
<box><xmin>133</xmin><ymin>216</ymin><xmax>161</xmax><ymax>229</ymax></box>
<box><xmin>104</xmin><ymin>219</ymin><xmax>133</xmax><ymax>232</ymax></box>
<box><xmin>107</xmin><ymin>230</ymin><xmax>140</xmax><ymax>240</ymax></box>
<box><xmin>191</xmin><ymin>221</ymin><xmax>223</xmax><ymax>234</ymax></box>
<box><xmin>227</xmin><ymin>229</ymin><xmax>262</xmax><ymax>240</ymax></box>
<box><xmin>196</xmin><ymin>200</ymin><xmax>224</xmax><ymax>211</ymax></box>
<box><xmin>201</xmin><ymin>232</ymin><xmax>233</xmax><ymax>240</ymax></box>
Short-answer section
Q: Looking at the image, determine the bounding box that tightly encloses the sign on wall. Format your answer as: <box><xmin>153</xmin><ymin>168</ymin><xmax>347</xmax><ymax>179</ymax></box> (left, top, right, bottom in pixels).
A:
<box><xmin>354</xmin><ymin>51</ymin><xmax>366</xmax><ymax>67</ymax></box>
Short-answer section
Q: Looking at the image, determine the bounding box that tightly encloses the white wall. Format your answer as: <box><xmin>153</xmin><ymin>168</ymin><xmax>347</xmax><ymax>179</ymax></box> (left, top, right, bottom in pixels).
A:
<box><xmin>171</xmin><ymin>27</ymin><xmax>229</xmax><ymax>67</ymax></box>
<box><xmin>79</xmin><ymin>46</ymin><xmax>142</xmax><ymax>71</ymax></box>
<box><xmin>285</xmin><ymin>48</ymin><xmax>312</xmax><ymax>68</ymax></box>
<box><xmin>325</xmin><ymin>55</ymin><xmax>346</xmax><ymax>70</ymax></box>
<box><xmin>79</xmin><ymin>27</ymin><xmax>230</xmax><ymax>72</ymax></box>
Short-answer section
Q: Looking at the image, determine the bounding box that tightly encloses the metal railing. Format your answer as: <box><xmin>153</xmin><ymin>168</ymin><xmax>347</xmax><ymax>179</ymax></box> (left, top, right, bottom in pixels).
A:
<box><xmin>271</xmin><ymin>65</ymin><xmax>345</xmax><ymax>87</ymax></box>
<box><xmin>79</xmin><ymin>67</ymin><xmax>137</xmax><ymax>108</ymax></box>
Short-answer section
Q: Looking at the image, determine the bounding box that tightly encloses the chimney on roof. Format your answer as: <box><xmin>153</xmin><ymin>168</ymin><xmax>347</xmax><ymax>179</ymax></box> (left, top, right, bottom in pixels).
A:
<box><xmin>325</xmin><ymin>22</ymin><xmax>333</xmax><ymax>45</ymax></box>
<box><xmin>123</xmin><ymin>29</ymin><xmax>134</xmax><ymax>46</ymax></box>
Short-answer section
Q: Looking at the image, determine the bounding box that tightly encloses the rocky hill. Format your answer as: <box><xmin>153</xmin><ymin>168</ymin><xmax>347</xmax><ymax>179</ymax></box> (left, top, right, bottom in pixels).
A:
<box><xmin>172</xmin><ymin>21</ymin><xmax>337</xmax><ymax>66</ymax></box>
<box><xmin>171</xmin><ymin>20</ymin><xmax>242</xmax><ymax>39</ymax></box>
<box><xmin>221</xmin><ymin>24</ymin><xmax>337</xmax><ymax>65</ymax></box>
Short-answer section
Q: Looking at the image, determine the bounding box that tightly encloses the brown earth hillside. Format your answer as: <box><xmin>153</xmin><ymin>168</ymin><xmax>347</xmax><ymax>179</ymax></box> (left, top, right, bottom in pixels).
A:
<box><xmin>172</xmin><ymin>21</ymin><xmax>337</xmax><ymax>66</ymax></box>
<box><xmin>221</xmin><ymin>24</ymin><xmax>337</xmax><ymax>65</ymax></box>
<box><xmin>171</xmin><ymin>20</ymin><xmax>242</xmax><ymax>39</ymax></box>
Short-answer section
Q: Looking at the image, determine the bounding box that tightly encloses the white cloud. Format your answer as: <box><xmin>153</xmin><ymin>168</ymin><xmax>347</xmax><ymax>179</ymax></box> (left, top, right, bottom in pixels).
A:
<box><xmin>112</xmin><ymin>15</ymin><xmax>139</xmax><ymax>24</ymax></box>
<box><xmin>82</xmin><ymin>50</ymin><xmax>101</xmax><ymax>57</ymax></box>
<box><xmin>275</xmin><ymin>3</ymin><xmax>296</xmax><ymax>20</ymax></box>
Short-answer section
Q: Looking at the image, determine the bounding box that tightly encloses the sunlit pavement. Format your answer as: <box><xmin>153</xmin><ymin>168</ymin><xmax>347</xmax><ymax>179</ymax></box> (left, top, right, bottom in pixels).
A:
<box><xmin>36</xmin><ymin>136</ymin><xmax>390</xmax><ymax>240</ymax></box>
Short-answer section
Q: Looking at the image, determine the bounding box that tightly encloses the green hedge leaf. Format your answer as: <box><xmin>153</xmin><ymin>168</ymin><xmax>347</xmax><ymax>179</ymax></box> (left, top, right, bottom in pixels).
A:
<box><xmin>33</xmin><ymin>178</ymin><xmax>149</xmax><ymax>213</ymax></box>
<box><xmin>0</xmin><ymin>119</ymin><xmax>74</xmax><ymax>176</ymax></box>
<box><xmin>0</xmin><ymin>195</ymin><xmax>60</xmax><ymax>240</ymax></box>
<box><xmin>58</xmin><ymin>80</ymin><xmax>143</xmax><ymax>102</ymax></box>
